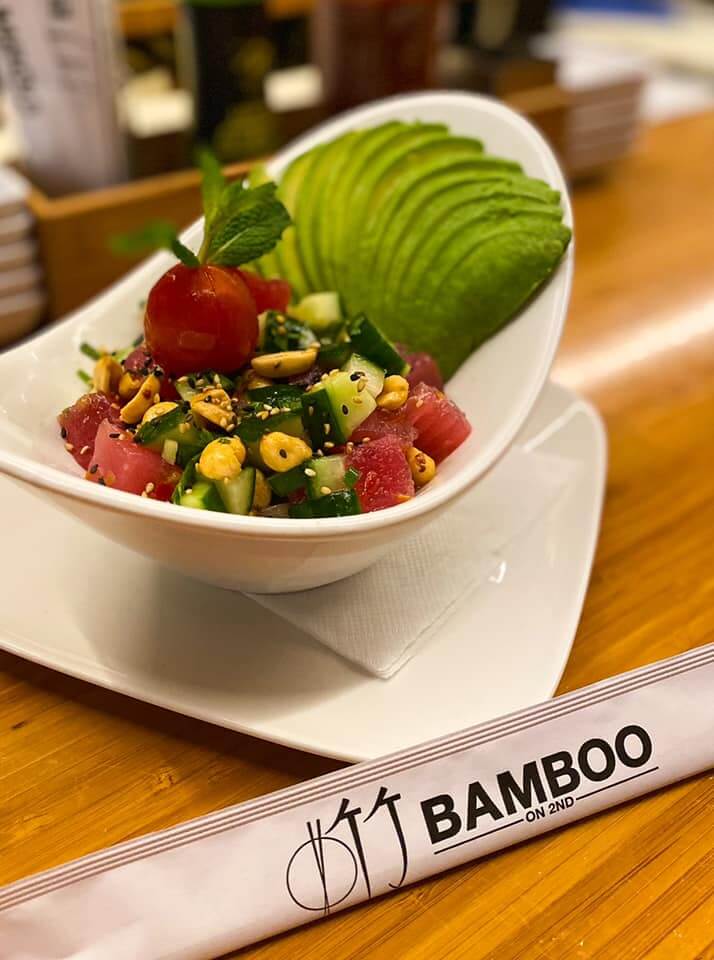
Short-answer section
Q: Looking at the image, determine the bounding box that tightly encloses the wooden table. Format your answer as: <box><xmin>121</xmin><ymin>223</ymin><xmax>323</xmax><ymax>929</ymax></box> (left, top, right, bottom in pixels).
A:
<box><xmin>2</xmin><ymin>111</ymin><xmax>714</xmax><ymax>958</ymax></box>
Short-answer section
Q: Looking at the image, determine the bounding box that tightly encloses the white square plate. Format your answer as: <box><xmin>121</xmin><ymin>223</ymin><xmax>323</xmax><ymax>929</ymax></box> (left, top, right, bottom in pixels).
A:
<box><xmin>0</xmin><ymin>381</ymin><xmax>605</xmax><ymax>761</ymax></box>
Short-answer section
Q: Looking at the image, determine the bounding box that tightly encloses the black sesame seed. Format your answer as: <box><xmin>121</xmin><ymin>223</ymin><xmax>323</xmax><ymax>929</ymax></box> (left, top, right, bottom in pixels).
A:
<box><xmin>98</xmin><ymin>477</ymin><xmax>106</xmax><ymax>485</ymax></box>
<box><xmin>341</xmin><ymin>404</ymin><xmax>349</xmax><ymax>415</ymax></box>
<box><xmin>89</xmin><ymin>463</ymin><xmax>98</xmax><ymax>474</ymax></box>
<box><xmin>60</xmin><ymin>427</ymin><xmax>67</xmax><ymax>438</ymax></box>
<box><xmin>279</xmin><ymin>449</ymin><xmax>288</xmax><ymax>459</ymax></box>
<box><xmin>349</xmin><ymin>372</ymin><xmax>361</xmax><ymax>381</ymax></box>
<box><xmin>109</xmin><ymin>432</ymin><xmax>120</xmax><ymax>439</ymax></box>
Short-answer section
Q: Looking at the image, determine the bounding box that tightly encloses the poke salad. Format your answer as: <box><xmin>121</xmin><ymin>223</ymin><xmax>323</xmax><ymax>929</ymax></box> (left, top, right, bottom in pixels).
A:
<box><xmin>58</xmin><ymin>122</ymin><xmax>570</xmax><ymax>520</ymax></box>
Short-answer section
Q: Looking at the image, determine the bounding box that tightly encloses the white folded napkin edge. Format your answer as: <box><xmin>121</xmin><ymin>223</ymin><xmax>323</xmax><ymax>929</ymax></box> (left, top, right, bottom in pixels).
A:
<box><xmin>250</xmin><ymin>439</ymin><xmax>581</xmax><ymax>679</ymax></box>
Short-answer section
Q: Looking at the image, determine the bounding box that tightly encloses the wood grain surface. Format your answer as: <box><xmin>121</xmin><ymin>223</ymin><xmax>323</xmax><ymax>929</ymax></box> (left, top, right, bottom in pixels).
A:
<box><xmin>2</xmin><ymin>112</ymin><xmax>714</xmax><ymax>958</ymax></box>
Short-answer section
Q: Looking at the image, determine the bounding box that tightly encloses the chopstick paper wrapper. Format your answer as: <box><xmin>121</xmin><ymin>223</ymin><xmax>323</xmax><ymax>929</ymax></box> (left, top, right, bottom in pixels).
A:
<box><xmin>3</xmin><ymin>644</ymin><xmax>714</xmax><ymax>959</ymax></box>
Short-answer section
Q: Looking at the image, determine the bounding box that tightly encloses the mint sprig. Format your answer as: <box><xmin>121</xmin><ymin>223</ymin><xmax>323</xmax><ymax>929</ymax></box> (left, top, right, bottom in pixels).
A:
<box><xmin>201</xmin><ymin>181</ymin><xmax>290</xmax><ymax>266</ymax></box>
<box><xmin>111</xmin><ymin>149</ymin><xmax>290</xmax><ymax>270</ymax></box>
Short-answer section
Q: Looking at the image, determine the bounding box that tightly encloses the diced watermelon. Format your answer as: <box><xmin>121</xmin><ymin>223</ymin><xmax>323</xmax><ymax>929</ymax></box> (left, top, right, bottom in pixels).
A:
<box><xmin>123</xmin><ymin>343</ymin><xmax>178</xmax><ymax>401</ymax></box>
<box><xmin>396</xmin><ymin>344</ymin><xmax>444</xmax><ymax>390</ymax></box>
<box><xmin>88</xmin><ymin>419</ymin><xmax>181</xmax><ymax>500</ymax></box>
<box><xmin>346</xmin><ymin>435</ymin><xmax>414</xmax><ymax>512</ymax></box>
<box><xmin>58</xmin><ymin>392</ymin><xmax>123</xmax><ymax>469</ymax></box>
<box><xmin>350</xmin><ymin>407</ymin><xmax>417</xmax><ymax>451</ymax></box>
<box><xmin>404</xmin><ymin>383</ymin><xmax>471</xmax><ymax>463</ymax></box>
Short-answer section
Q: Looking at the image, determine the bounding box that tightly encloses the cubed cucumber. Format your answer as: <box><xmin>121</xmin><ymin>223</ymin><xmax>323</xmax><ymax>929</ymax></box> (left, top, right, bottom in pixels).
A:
<box><xmin>341</xmin><ymin>353</ymin><xmax>385</xmax><ymax>398</ymax></box>
<box><xmin>317</xmin><ymin>338</ymin><xmax>352</xmax><ymax>371</ymax></box>
<box><xmin>216</xmin><ymin>466</ymin><xmax>256</xmax><ymax>515</ymax></box>
<box><xmin>263</xmin><ymin>312</ymin><xmax>317</xmax><ymax>353</ymax></box>
<box><xmin>289</xmin><ymin>292</ymin><xmax>342</xmax><ymax>332</ymax></box>
<box><xmin>247</xmin><ymin>384</ymin><xmax>303</xmax><ymax>408</ymax></box>
<box><xmin>268</xmin><ymin>464</ymin><xmax>307</xmax><ymax>497</ymax></box>
<box><xmin>289</xmin><ymin>489</ymin><xmax>361</xmax><ymax>518</ymax></box>
<box><xmin>347</xmin><ymin>314</ymin><xmax>408</xmax><ymax>376</ymax></box>
<box><xmin>135</xmin><ymin>406</ymin><xmax>213</xmax><ymax>466</ymax></box>
<box><xmin>236</xmin><ymin>407</ymin><xmax>307</xmax><ymax>468</ymax></box>
<box><xmin>178</xmin><ymin>479</ymin><xmax>226</xmax><ymax>512</ymax></box>
<box><xmin>301</xmin><ymin>371</ymin><xmax>376</xmax><ymax>447</ymax></box>
<box><xmin>305</xmin><ymin>455</ymin><xmax>347</xmax><ymax>499</ymax></box>
<box><xmin>174</xmin><ymin>372</ymin><xmax>234</xmax><ymax>402</ymax></box>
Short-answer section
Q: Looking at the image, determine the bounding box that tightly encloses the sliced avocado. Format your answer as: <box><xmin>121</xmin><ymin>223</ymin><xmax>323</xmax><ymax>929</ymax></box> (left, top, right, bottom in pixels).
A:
<box><xmin>382</xmin><ymin>186</ymin><xmax>563</xmax><ymax>324</ymax></box>
<box><xmin>369</xmin><ymin>166</ymin><xmax>560</xmax><ymax>317</ymax></box>
<box><xmin>294</xmin><ymin>131</ymin><xmax>358</xmax><ymax>292</ymax></box>
<box><xmin>345</xmin><ymin>138</ymin><xmax>505</xmax><ymax>311</ymax></box>
<box><xmin>330</xmin><ymin>125</ymin><xmax>450</xmax><ymax>300</ymax></box>
<box><xmin>387</xmin><ymin>216</ymin><xmax>571</xmax><ymax>378</ymax></box>
<box><xmin>260</xmin><ymin>149</ymin><xmax>319</xmax><ymax>298</ymax></box>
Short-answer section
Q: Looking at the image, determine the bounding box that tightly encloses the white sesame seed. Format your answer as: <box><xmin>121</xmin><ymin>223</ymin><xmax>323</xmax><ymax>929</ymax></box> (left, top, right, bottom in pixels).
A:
<box><xmin>324</xmin><ymin>441</ymin><xmax>335</xmax><ymax>449</ymax></box>
<box><xmin>324</xmin><ymin>423</ymin><xmax>331</xmax><ymax>435</ymax></box>
<box><xmin>304</xmin><ymin>467</ymin><xmax>317</xmax><ymax>477</ymax></box>
<box><xmin>320</xmin><ymin>485</ymin><xmax>332</xmax><ymax>496</ymax></box>
<box><xmin>79</xmin><ymin>445</ymin><xmax>90</xmax><ymax>455</ymax></box>
<box><xmin>416</xmin><ymin>398</ymin><xmax>425</xmax><ymax>408</ymax></box>
<box><xmin>145</xmin><ymin>482</ymin><xmax>155</xmax><ymax>494</ymax></box>
<box><xmin>65</xmin><ymin>442</ymin><xmax>74</xmax><ymax>452</ymax></box>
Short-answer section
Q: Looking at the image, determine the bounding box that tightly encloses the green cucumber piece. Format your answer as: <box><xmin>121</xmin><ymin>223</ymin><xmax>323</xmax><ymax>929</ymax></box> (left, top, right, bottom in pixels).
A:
<box><xmin>301</xmin><ymin>371</ymin><xmax>376</xmax><ymax>447</ymax></box>
<box><xmin>288</xmin><ymin>489</ymin><xmax>361</xmax><ymax>518</ymax></box>
<box><xmin>236</xmin><ymin>408</ymin><xmax>306</xmax><ymax>445</ymax></box>
<box><xmin>174</xmin><ymin>372</ymin><xmax>234</xmax><ymax>402</ymax></box>
<box><xmin>268</xmin><ymin>464</ymin><xmax>307</xmax><ymax>497</ymax></box>
<box><xmin>317</xmin><ymin>339</ymin><xmax>352</xmax><ymax>371</ymax></box>
<box><xmin>347</xmin><ymin>314</ymin><xmax>407</xmax><ymax>377</ymax></box>
<box><xmin>341</xmin><ymin>353</ymin><xmax>385</xmax><ymax>398</ymax></box>
<box><xmin>289</xmin><ymin>292</ymin><xmax>342</xmax><ymax>332</ymax></box>
<box><xmin>247</xmin><ymin>384</ymin><xmax>303</xmax><ymax>407</ymax></box>
<box><xmin>305</xmin><ymin>454</ymin><xmax>347</xmax><ymax>499</ymax></box>
<box><xmin>262</xmin><ymin>312</ymin><xmax>317</xmax><ymax>353</ymax></box>
<box><xmin>135</xmin><ymin>407</ymin><xmax>213</xmax><ymax>466</ymax></box>
<box><xmin>216</xmin><ymin>466</ymin><xmax>256</xmax><ymax>515</ymax></box>
<box><xmin>179</xmin><ymin>480</ymin><xmax>226</xmax><ymax>512</ymax></box>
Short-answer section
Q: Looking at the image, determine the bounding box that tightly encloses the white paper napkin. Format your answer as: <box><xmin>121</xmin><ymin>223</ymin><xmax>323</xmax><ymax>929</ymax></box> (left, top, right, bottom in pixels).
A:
<box><xmin>251</xmin><ymin>445</ymin><xmax>579</xmax><ymax>678</ymax></box>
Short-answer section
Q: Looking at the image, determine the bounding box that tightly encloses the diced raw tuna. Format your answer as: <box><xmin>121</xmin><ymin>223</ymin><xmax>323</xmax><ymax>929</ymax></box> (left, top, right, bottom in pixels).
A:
<box><xmin>396</xmin><ymin>343</ymin><xmax>444</xmax><ymax>390</ymax></box>
<box><xmin>58</xmin><ymin>392</ymin><xmax>123</xmax><ymax>469</ymax></box>
<box><xmin>123</xmin><ymin>343</ymin><xmax>179</xmax><ymax>401</ymax></box>
<box><xmin>346</xmin><ymin>434</ymin><xmax>414</xmax><ymax>512</ymax></box>
<box><xmin>88</xmin><ymin>419</ymin><xmax>181</xmax><ymax>500</ymax></box>
<box><xmin>350</xmin><ymin>407</ymin><xmax>417</xmax><ymax>451</ymax></box>
<box><xmin>236</xmin><ymin>269</ymin><xmax>292</xmax><ymax>314</ymax></box>
<box><xmin>404</xmin><ymin>382</ymin><xmax>471</xmax><ymax>463</ymax></box>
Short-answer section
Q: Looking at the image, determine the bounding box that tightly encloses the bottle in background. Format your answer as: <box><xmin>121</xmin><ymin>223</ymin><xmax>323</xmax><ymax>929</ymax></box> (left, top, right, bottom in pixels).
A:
<box><xmin>178</xmin><ymin>0</ymin><xmax>279</xmax><ymax>162</ymax></box>
<box><xmin>311</xmin><ymin>0</ymin><xmax>445</xmax><ymax>113</ymax></box>
<box><xmin>0</xmin><ymin>0</ymin><xmax>127</xmax><ymax>197</ymax></box>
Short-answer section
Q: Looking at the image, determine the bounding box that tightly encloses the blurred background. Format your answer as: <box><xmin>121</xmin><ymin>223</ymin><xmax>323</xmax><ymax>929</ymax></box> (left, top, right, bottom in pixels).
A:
<box><xmin>0</xmin><ymin>0</ymin><xmax>712</xmax><ymax>346</ymax></box>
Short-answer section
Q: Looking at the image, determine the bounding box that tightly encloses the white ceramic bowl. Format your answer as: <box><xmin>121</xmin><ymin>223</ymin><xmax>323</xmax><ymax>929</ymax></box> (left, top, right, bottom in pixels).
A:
<box><xmin>0</xmin><ymin>93</ymin><xmax>573</xmax><ymax>593</ymax></box>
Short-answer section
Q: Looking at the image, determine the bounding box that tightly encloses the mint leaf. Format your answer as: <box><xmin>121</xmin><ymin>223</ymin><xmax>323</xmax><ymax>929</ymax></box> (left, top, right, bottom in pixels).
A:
<box><xmin>197</xmin><ymin>148</ymin><xmax>225</xmax><ymax>234</ymax></box>
<box><xmin>111</xmin><ymin>221</ymin><xmax>199</xmax><ymax>268</ymax></box>
<box><xmin>202</xmin><ymin>182</ymin><xmax>290</xmax><ymax>267</ymax></box>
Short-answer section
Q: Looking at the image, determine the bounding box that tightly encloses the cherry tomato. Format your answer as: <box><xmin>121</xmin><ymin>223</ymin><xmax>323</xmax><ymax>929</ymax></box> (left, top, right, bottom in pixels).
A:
<box><xmin>236</xmin><ymin>269</ymin><xmax>292</xmax><ymax>314</ymax></box>
<box><xmin>144</xmin><ymin>264</ymin><xmax>258</xmax><ymax>376</ymax></box>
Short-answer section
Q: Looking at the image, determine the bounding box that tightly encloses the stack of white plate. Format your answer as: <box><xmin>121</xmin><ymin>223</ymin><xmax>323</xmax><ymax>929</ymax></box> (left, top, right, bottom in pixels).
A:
<box><xmin>0</xmin><ymin>167</ymin><xmax>45</xmax><ymax>349</ymax></box>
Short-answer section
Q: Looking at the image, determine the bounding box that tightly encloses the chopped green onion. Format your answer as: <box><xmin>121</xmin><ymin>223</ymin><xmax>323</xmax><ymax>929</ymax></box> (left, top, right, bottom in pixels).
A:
<box><xmin>77</xmin><ymin>369</ymin><xmax>92</xmax><ymax>385</ymax></box>
<box><xmin>344</xmin><ymin>467</ymin><xmax>360</xmax><ymax>489</ymax></box>
<box><xmin>80</xmin><ymin>342</ymin><xmax>101</xmax><ymax>361</ymax></box>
